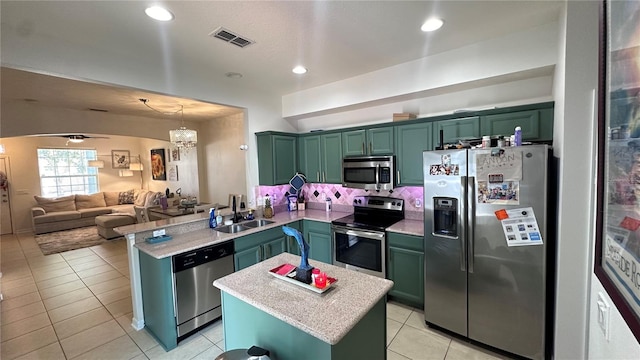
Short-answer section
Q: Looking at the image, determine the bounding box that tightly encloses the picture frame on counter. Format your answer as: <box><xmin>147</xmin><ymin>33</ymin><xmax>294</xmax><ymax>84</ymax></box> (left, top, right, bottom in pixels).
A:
<box><xmin>111</xmin><ymin>150</ymin><xmax>130</xmax><ymax>169</ymax></box>
<box><xmin>595</xmin><ymin>0</ymin><xmax>640</xmax><ymax>342</ymax></box>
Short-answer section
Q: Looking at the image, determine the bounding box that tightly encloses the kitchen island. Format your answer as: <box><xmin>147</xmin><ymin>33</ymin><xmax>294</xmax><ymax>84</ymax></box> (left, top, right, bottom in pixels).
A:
<box><xmin>214</xmin><ymin>252</ymin><xmax>393</xmax><ymax>360</ymax></box>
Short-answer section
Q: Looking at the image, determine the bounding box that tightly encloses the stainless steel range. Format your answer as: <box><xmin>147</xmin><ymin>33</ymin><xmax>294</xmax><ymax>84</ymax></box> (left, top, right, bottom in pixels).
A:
<box><xmin>331</xmin><ymin>196</ymin><xmax>404</xmax><ymax>278</ymax></box>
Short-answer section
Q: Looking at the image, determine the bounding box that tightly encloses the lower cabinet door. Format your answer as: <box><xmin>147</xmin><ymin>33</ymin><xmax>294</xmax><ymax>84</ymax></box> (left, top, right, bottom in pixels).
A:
<box><xmin>234</xmin><ymin>246</ymin><xmax>261</xmax><ymax>271</ymax></box>
<box><xmin>263</xmin><ymin>237</ymin><xmax>287</xmax><ymax>260</ymax></box>
<box><xmin>388</xmin><ymin>246</ymin><xmax>424</xmax><ymax>308</ymax></box>
<box><xmin>308</xmin><ymin>231</ymin><xmax>332</xmax><ymax>264</ymax></box>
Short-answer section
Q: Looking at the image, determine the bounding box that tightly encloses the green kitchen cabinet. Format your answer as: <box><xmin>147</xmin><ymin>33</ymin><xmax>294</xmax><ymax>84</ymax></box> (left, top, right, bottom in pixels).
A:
<box><xmin>342</xmin><ymin>127</ymin><xmax>394</xmax><ymax>157</ymax></box>
<box><xmin>480</xmin><ymin>108</ymin><xmax>553</xmax><ymax>142</ymax></box>
<box><xmin>256</xmin><ymin>132</ymin><xmax>297</xmax><ymax>185</ymax></box>
<box><xmin>394</xmin><ymin>122</ymin><xmax>433</xmax><ymax>186</ymax></box>
<box><xmin>387</xmin><ymin>232</ymin><xmax>424</xmax><ymax>308</ymax></box>
<box><xmin>138</xmin><ymin>251</ymin><xmax>177</xmax><ymax>351</ymax></box>
<box><xmin>432</xmin><ymin>116</ymin><xmax>481</xmax><ymax>147</ymax></box>
<box><xmin>234</xmin><ymin>227</ymin><xmax>288</xmax><ymax>271</ymax></box>
<box><xmin>285</xmin><ymin>220</ymin><xmax>303</xmax><ymax>255</ymax></box>
<box><xmin>298</xmin><ymin>133</ymin><xmax>343</xmax><ymax>183</ymax></box>
<box><xmin>303</xmin><ymin>220</ymin><xmax>333</xmax><ymax>264</ymax></box>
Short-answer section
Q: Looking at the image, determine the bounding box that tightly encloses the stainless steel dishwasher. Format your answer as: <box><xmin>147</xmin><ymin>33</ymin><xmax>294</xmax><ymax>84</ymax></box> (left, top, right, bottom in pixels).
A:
<box><xmin>173</xmin><ymin>241</ymin><xmax>234</xmax><ymax>342</ymax></box>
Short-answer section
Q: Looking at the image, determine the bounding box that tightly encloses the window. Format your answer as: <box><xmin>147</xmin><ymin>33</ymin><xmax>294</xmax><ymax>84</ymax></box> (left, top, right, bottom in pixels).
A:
<box><xmin>37</xmin><ymin>148</ymin><xmax>99</xmax><ymax>197</ymax></box>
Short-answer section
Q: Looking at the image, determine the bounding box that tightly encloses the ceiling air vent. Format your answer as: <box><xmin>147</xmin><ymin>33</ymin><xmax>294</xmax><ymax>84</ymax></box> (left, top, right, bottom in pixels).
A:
<box><xmin>209</xmin><ymin>27</ymin><xmax>255</xmax><ymax>48</ymax></box>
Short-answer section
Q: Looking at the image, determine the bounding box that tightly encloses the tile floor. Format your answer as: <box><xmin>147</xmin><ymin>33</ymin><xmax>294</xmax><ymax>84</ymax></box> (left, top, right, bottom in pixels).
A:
<box><xmin>0</xmin><ymin>232</ymin><xmax>511</xmax><ymax>359</ymax></box>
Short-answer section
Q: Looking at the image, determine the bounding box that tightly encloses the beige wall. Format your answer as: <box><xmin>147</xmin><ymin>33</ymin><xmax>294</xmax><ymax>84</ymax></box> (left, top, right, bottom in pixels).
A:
<box><xmin>200</xmin><ymin>112</ymin><xmax>247</xmax><ymax>207</ymax></box>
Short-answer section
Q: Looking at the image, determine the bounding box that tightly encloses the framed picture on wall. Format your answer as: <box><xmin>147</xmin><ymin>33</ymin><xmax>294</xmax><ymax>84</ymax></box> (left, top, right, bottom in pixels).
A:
<box><xmin>150</xmin><ymin>148</ymin><xmax>166</xmax><ymax>181</ymax></box>
<box><xmin>111</xmin><ymin>150</ymin><xmax>130</xmax><ymax>169</ymax></box>
<box><xmin>594</xmin><ymin>0</ymin><xmax>640</xmax><ymax>341</ymax></box>
<box><xmin>168</xmin><ymin>165</ymin><xmax>178</xmax><ymax>181</ymax></box>
<box><xmin>171</xmin><ymin>147</ymin><xmax>180</xmax><ymax>162</ymax></box>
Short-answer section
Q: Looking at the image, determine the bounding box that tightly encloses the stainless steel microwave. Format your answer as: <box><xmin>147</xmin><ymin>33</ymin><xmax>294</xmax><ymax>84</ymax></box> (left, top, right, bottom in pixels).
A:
<box><xmin>342</xmin><ymin>156</ymin><xmax>396</xmax><ymax>190</ymax></box>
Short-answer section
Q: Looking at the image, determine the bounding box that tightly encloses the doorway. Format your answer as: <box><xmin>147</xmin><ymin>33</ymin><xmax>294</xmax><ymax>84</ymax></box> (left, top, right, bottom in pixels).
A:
<box><xmin>0</xmin><ymin>156</ymin><xmax>13</xmax><ymax>235</ymax></box>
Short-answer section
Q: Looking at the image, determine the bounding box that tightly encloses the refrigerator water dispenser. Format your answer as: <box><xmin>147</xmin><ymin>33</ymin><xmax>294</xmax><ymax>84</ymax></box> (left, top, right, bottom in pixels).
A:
<box><xmin>433</xmin><ymin>197</ymin><xmax>458</xmax><ymax>238</ymax></box>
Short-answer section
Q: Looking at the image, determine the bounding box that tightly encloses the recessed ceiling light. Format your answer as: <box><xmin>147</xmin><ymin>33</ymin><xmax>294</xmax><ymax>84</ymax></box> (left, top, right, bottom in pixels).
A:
<box><xmin>145</xmin><ymin>6</ymin><xmax>174</xmax><ymax>21</ymax></box>
<box><xmin>292</xmin><ymin>66</ymin><xmax>308</xmax><ymax>75</ymax></box>
<box><xmin>421</xmin><ymin>18</ymin><xmax>444</xmax><ymax>32</ymax></box>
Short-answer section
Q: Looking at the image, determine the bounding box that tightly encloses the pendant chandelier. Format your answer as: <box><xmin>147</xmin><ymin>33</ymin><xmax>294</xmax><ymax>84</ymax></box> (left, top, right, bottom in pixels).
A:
<box><xmin>140</xmin><ymin>99</ymin><xmax>197</xmax><ymax>150</ymax></box>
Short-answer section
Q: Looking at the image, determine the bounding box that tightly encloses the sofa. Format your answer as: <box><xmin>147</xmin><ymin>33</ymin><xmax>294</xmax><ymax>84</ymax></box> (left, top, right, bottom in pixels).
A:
<box><xmin>31</xmin><ymin>189</ymin><xmax>163</xmax><ymax>234</ymax></box>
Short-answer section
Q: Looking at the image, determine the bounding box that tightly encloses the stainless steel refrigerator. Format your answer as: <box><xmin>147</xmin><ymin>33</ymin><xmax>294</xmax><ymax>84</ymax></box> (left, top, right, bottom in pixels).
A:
<box><xmin>423</xmin><ymin>145</ymin><xmax>553</xmax><ymax>360</ymax></box>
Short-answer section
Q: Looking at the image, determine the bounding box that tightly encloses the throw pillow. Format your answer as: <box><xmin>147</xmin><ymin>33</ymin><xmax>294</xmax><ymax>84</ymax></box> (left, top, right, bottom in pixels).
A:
<box><xmin>144</xmin><ymin>192</ymin><xmax>162</xmax><ymax>207</ymax></box>
<box><xmin>104</xmin><ymin>192</ymin><xmax>120</xmax><ymax>206</ymax></box>
<box><xmin>118</xmin><ymin>190</ymin><xmax>135</xmax><ymax>204</ymax></box>
<box><xmin>75</xmin><ymin>193</ymin><xmax>107</xmax><ymax>209</ymax></box>
<box><xmin>34</xmin><ymin>195</ymin><xmax>76</xmax><ymax>213</ymax></box>
<box><xmin>134</xmin><ymin>190</ymin><xmax>149</xmax><ymax>206</ymax></box>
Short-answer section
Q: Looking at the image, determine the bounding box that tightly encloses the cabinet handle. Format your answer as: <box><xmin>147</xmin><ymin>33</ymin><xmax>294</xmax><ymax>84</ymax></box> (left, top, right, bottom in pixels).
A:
<box><xmin>397</xmin><ymin>171</ymin><xmax>401</xmax><ymax>184</ymax></box>
<box><xmin>265</xmin><ymin>245</ymin><xmax>271</xmax><ymax>258</ymax></box>
<box><xmin>362</xmin><ymin>142</ymin><xmax>365</xmax><ymax>155</ymax></box>
<box><xmin>322</xmin><ymin>172</ymin><xmax>326</xmax><ymax>182</ymax></box>
<box><xmin>259</xmin><ymin>246</ymin><xmax>263</xmax><ymax>260</ymax></box>
<box><xmin>369</xmin><ymin>142</ymin><xmax>372</xmax><ymax>154</ymax></box>
<box><xmin>317</xmin><ymin>172</ymin><xmax>320</xmax><ymax>182</ymax></box>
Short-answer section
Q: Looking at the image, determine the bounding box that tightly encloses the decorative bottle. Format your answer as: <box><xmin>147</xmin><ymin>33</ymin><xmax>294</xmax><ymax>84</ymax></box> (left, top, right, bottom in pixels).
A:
<box><xmin>514</xmin><ymin>126</ymin><xmax>522</xmax><ymax>146</ymax></box>
<box><xmin>264</xmin><ymin>195</ymin><xmax>273</xmax><ymax>219</ymax></box>
<box><xmin>209</xmin><ymin>208</ymin><xmax>217</xmax><ymax>228</ymax></box>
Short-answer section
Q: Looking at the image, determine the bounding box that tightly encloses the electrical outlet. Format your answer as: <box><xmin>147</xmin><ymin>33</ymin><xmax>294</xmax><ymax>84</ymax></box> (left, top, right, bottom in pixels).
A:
<box><xmin>597</xmin><ymin>292</ymin><xmax>610</xmax><ymax>341</ymax></box>
<box><xmin>415</xmin><ymin>198</ymin><xmax>422</xmax><ymax>208</ymax></box>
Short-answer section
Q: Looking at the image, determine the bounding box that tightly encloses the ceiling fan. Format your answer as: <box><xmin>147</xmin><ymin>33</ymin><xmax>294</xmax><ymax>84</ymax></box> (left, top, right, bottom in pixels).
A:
<box><xmin>41</xmin><ymin>134</ymin><xmax>110</xmax><ymax>145</ymax></box>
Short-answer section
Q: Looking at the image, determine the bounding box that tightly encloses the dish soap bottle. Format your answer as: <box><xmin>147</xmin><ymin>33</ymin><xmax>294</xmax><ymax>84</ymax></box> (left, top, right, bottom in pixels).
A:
<box><xmin>264</xmin><ymin>195</ymin><xmax>273</xmax><ymax>219</ymax></box>
<box><xmin>215</xmin><ymin>210</ymin><xmax>223</xmax><ymax>226</ymax></box>
<box><xmin>209</xmin><ymin>208</ymin><xmax>217</xmax><ymax>228</ymax></box>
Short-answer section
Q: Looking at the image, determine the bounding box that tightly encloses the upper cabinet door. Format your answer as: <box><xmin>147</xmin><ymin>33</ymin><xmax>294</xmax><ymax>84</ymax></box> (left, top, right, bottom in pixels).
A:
<box><xmin>342</xmin><ymin>130</ymin><xmax>367</xmax><ymax>157</ymax></box>
<box><xmin>321</xmin><ymin>133</ymin><xmax>343</xmax><ymax>184</ymax></box>
<box><xmin>257</xmin><ymin>133</ymin><xmax>297</xmax><ymax>185</ymax></box>
<box><xmin>395</xmin><ymin>122</ymin><xmax>432</xmax><ymax>186</ymax></box>
<box><xmin>342</xmin><ymin>127</ymin><xmax>394</xmax><ymax>156</ymax></box>
<box><xmin>367</xmin><ymin>127</ymin><xmax>394</xmax><ymax>155</ymax></box>
<box><xmin>480</xmin><ymin>109</ymin><xmax>553</xmax><ymax>142</ymax></box>
<box><xmin>299</xmin><ymin>135</ymin><xmax>322</xmax><ymax>182</ymax></box>
<box><xmin>433</xmin><ymin>117</ymin><xmax>481</xmax><ymax>147</ymax></box>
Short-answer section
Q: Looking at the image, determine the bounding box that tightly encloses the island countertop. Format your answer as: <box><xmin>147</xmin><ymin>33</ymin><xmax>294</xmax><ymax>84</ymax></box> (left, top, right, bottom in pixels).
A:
<box><xmin>213</xmin><ymin>252</ymin><xmax>393</xmax><ymax>345</ymax></box>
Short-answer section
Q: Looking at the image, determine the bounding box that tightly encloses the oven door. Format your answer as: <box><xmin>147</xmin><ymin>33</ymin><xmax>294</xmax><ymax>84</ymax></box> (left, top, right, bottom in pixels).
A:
<box><xmin>332</xmin><ymin>225</ymin><xmax>385</xmax><ymax>278</ymax></box>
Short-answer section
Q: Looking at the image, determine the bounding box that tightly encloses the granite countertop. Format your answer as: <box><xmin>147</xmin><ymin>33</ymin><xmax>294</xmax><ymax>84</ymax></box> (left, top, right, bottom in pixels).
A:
<box><xmin>386</xmin><ymin>219</ymin><xmax>424</xmax><ymax>237</ymax></box>
<box><xmin>132</xmin><ymin>209</ymin><xmax>351</xmax><ymax>259</ymax></box>
<box><xmin>213</xmin><ymin>252</ymin><xmax>394</xmax><ymax>345</ymax></box>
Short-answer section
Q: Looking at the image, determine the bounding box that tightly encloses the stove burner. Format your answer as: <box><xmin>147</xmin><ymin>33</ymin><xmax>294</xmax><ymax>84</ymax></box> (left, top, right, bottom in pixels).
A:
<box><xmin>331</xmin><ymin>195</ymin><xmax>405</xmax><ymax>231</ymax></box>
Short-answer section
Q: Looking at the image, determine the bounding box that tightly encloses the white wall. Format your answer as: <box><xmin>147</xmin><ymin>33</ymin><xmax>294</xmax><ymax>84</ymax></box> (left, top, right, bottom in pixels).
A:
<box><xmin>283</xmin><ymin>24</ymin><xmax>557</xmax><ymax>120</ymax></box>
<box><xmin>555</xmin><ymin>1</ymin><xmax>640</xmax><ymax>358</ymax></box>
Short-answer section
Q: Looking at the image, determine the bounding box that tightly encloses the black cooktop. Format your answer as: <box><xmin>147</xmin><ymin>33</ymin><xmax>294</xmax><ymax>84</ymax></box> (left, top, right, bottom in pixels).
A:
<box><xmin>331</xmin><ymin>195</ymin><xmax>404</xmax><ymax>232</ymax></box>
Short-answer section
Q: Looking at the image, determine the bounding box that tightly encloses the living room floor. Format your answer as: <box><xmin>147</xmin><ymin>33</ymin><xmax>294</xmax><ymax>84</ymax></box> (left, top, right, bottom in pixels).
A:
<box><xmin>0</xmin><ymin>232</ymin><xmax>511</xmax><ymax>360</ymax></box>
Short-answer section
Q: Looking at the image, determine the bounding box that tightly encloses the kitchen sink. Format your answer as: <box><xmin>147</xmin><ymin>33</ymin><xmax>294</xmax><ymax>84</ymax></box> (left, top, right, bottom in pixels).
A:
<box><xmin>243</xmin><ymin>219</ymin><xmax>276</xmax><ymax>228</ymax></box>
<box><xmin>215</xmin><ymin>224</ymin><xmax>250</xmax><ymax>234</ymax></box>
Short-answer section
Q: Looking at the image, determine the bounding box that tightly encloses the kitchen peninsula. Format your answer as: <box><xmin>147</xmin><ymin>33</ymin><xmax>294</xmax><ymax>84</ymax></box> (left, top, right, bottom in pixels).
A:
<box><xmin>214</xmin><ymin>252</ymin><xmax>393</xmax><ymax>360</ymax></box>
<box><xmin>114</xmin><ymin>207</ymin><xmax>350</xmax><ymax>344</ymax></box>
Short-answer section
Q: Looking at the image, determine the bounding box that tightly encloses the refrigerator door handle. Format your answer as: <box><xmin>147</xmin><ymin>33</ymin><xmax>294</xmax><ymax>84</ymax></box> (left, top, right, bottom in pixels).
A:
<box><xmin>459</xmin><ymin>176</ymin><xmax>467</xmax><ymax>272</ymax></box>
<box><xmin>468</xmin><ymin>176</ymin><xmax>476</xmax><ymax>273</ymax></box>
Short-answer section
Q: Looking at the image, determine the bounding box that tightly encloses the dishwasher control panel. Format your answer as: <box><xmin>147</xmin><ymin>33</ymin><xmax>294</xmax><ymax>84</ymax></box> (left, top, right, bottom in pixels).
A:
<box><xmin>173</xmin><ymin>241</ymin><xmax>234</xmax><ymax>272</ymax></box>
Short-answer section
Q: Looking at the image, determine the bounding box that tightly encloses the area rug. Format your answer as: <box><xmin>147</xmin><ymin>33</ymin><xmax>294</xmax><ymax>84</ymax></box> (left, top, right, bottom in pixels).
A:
<box><xmin>35</xmin><ymin>226</ymin><xmax>122</xmax><ymax>255</ymax></box>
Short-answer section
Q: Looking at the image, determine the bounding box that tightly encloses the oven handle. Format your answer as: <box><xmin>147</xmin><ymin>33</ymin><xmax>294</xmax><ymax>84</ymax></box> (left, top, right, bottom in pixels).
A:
<box><xmin>332</xmin><ymin>226</ymin><xmax>385</xmax><ymax>240</ymax></box>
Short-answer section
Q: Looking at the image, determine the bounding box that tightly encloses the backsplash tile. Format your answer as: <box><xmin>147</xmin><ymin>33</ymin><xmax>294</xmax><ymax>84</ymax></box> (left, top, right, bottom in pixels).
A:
<box><xmin>256</xmin><ymin>184</ymin><xmax>424</xmax><ymax>213</ymax></box>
